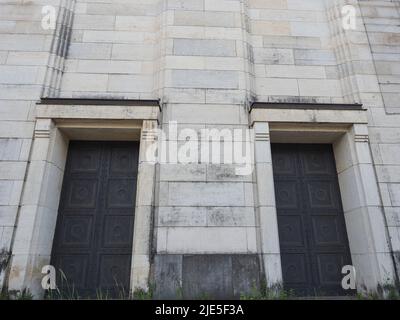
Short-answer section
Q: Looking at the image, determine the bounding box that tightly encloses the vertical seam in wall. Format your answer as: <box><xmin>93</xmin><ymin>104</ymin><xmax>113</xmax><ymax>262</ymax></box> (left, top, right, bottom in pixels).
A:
<box><xmin>3</xmin><ymin>130</ymin><xmax>36</xmax><ymax>290</ymax></box>
<box><xmin>368</xmin><ymin>141</ymin><xmax>400</xmax><ymax>285</ymax></box>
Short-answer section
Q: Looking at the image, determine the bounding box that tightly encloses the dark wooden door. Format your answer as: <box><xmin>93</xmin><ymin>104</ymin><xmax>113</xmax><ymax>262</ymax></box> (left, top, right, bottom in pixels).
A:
<box><xmin>272</xmin><ymin>144</ymin><xmax>353</xmax><ymax>296</ymax></box>
<box><xmin>51</xmin><ymin>141</ymin><xmax>139</xmax><ymax>298</ymax></box>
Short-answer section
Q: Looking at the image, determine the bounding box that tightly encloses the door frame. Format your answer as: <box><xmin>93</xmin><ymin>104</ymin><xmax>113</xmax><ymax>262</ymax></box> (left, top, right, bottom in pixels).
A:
<box><xmin>7</xmin><ymin>101</ymin><xmax>159</xmax><ymax>297</ymax></box>
<box><xmin>251</xmin><ymin>107</ymin><xmax>397</xmax><ymax>294</ymax></box>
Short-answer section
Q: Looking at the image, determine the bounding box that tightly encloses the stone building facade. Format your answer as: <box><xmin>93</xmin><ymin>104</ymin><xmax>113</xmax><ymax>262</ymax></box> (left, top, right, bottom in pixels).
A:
<box><xmin>0</xmin><ymin>0</ymin><xmax>399</xmax><ymax>298</ymax></box>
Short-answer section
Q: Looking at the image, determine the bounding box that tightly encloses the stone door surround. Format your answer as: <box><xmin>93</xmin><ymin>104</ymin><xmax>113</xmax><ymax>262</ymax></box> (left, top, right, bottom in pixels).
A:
<box><xmin>250</xmin><ymin>103</ymin><xmax>397</xmax><ymax>293</ymax></box>
<box><xmin>7</xmin><ymin>99</ymin><xmax>159</xmax><ymax>297</ymax></box>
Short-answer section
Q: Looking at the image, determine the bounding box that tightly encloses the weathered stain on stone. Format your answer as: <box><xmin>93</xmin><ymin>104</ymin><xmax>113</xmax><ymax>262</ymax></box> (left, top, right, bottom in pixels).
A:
<box><xmin>9</xmin><ymin>265</ymin><xmax>21</xmax><ymax>280</ymax></box>
<box><xmin>0</xmin><ymin>248</ymin><xmax>10</xmax><ymax>273</ymax></box>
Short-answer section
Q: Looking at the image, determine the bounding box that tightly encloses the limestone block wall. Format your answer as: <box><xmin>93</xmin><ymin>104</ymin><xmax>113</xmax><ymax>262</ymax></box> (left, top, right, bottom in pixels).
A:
<box><xmin>155</xmin><ymin>0</ymin><xmax>254</xmax><ymax>252</ymax></box>
<box><xmin>58</xmin><ymin>0</ymin><xmax>160</xmax><ymax>99</ymax></box>
<box><xmin>359</xmin><ymin>0</ymin><xmax>400</xmax><ymax>277</ymax></box>
<box><xmin>0</xmin><ymin>0</ymin><xmax>67</xmax><ymax>289</ymax></box>
<box><xmin>361</xmin><ymin>0</ymin><xmax>400</xmax><ymax>114</ymax></box>
<box><xmin>249</xmin><ymin>0</ymin><xmax>344</xmax><ymax>103</ymax></box>
<box><xmin>324</xmin><ymin>0</ymin><xmax>400</xmax><ymax>280</ymax></box>
<box><xmin>0</xmin><ymin>0</ymin><xmax>399</xmax><ymax>295</ymax></box>
<box><xmin>152</xmin><ymin>1</ymin><xmax>259</xmax><ymax>298</ymax></box>
<box><xmin>248</xmin><ymin>0</ymin><xmax>400</xmax><ymax>282</ymax></box>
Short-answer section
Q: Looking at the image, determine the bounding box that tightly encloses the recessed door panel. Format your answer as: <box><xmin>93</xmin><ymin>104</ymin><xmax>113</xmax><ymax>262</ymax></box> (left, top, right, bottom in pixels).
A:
<box><xmin>51</xmin><ymin>141</ymin><xmax>139</xmax><ymax>298</ymax></box>
<box><xmin>272</xmin><ymin>144</ymin><xmax>354</xmax><ymax>296</ymax></box>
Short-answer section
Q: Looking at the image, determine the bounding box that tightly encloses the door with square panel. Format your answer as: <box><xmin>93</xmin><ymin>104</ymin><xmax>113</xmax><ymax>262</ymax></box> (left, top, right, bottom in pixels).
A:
<box><xmin>272</xmin><ymin>144</ymin><xmax>354</xmax><ymax>296</ymax></box>
<box><xmin>51</xmin><ymin>141</ymin><xmax>139</xmax><ymax>298</ymax></box>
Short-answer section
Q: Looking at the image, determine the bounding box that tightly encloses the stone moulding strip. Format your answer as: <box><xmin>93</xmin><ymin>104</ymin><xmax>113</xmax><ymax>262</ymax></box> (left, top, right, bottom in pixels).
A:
<box><xmin>254</xmin><ymin>132</ymin><xmax>270</xmax><ymax>141</ymax></box>
<box><xmin>36</xmin><ymin>99</ymin><xmax>161</xmax><ymax>122</ymax></box>
<box><xmin>250</xmin><ymin>106</ymin><xmax>368</xmax><ymax>126</ymax></box>
<box><xmin>38</xmin><ymin>97</ymin><xmax>161</xmax><ymax>109</ymax></box>
<box><xmin>142</xmin><ymin>130</ymin><xmax>158</xmax><ymax>142</ymax></box>
<box><xmin>250</xmin><ymin>102</ymin><xmax>363</xmax><ymax>111</ymax></box>
<box><xmin>354</xmin><ymin>134</ymin><xmax>369</xmax><ymax>143</ymax></box>
<box><xmin>34</xmin><ymin>129</ymin><xmax>51</xmax><ymax>139</ymax></box>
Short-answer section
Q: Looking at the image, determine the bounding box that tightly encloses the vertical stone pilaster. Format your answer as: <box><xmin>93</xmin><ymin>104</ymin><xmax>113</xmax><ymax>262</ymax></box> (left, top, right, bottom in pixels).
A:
<box><xmin>334</xmin><ymin>123</ymin><xmax>396</xmax><ymax>291</ymax></box>
<box><xmin>353</xmin><ymin>124</ymin><xmax>396</xmax><ymax>289</ymax></box>
<box><xmin>130</xmin><ymin>120</ymin><xmax>158</xmax><ymax>292</ymax></box>
<box><xmin>8</xmin><ymin>119</ymin><xmax>66</xmax><ymax>296</ymax></box>
<box><xmin>42</xmin><ymin>0</ymin><xmax>76</xmax><ymax>98</ymax></box>
<box><xmin>253</xmin><ymin>122</ymin><xmax>283</xmax><ymax>288</ymax></box>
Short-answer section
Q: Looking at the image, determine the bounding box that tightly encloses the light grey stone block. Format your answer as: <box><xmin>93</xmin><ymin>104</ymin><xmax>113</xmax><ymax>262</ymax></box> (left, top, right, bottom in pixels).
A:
<box><xmin>174</xmin><ymin>11</ymin><xmax>237</xmax><ymax>28</ymax></box>
<box><xmin>115</xmin><ymin>16</ymin><xmax>155</xmax><ymax>31</ymax></box>
<box><xmin>73</xmin><ymin>14</ymin><xmax>115</xmax><ymax>30</ymax></box>
<box><xmin>157</xmin><ymin>207</ymin><xmax>207</xmax><ymax>227</ymax></box>
<box><xmin>253</xmin><ymin>48</ymin><xmax>294</xmax><ymax>64</ymax></box>
<box><xmin>108</xmin><ymin>75</ymin><xmax>153</xmax><ymax>93</ymax></box>
<box><xmin>170</xmin><ymin>70</ymin><xmax>239</xmax><ymax>89</ymax></box>
<box><xmin>294</xmin><ymin>49</ymin><xmax>336</xmax><ymax>62</ymax></box>
<box><xmin>168</xmin><ymin>0</ymin><xmax>204</xmax><ymax>11</ymax></box>
<box><xmin>86</xmin><ymin>3</ymin><xmax>152</xmax><ymax>16</ymax></box>
<box><xmin>68</xmin><ymin>43</ymin><xmax>112</xmax><ymax>60</ymax></box>
<box><xmin>0</xmin><ymin>162</ymin><xmax>26</xmax><ymax>180</ymax></box>
<box><xmin>165</xmin><ymin>182</ymin><xmax>245</xmax><ymax>206</ymax></box>
<box><xmin>111</xmin><ymin>44</ymin><xmax>154</xmax><ymax>61</ymax></box>
<box><xmin>0</xmin><ymin>181</ymin><xmax>13</xmax><ymax>205</ymax></box>
<box><xmin>159</xmin><ymin>163</ymin><xmax>206</xmax><ymax>182</ymax></box>
<box><xmin>5</xmin><ymin>51</ymin><xmax>48</xmax><ymax>65</ymax></box>
<box><xmin>0</xmin><ymin>139</ymin><xmax>22</xmax><ymax>161</ymax></box>
<box><xmin>61</xmin><ymin>73</ymin><xmax>108</xmax><ymax>92</ymax></box>
<box><xmin>0</xmin><ymin>66</ymin><xmax>37</xmax><ymax>84</ymax></box>
<box><xmin>173</xmin><ymin>39</ymin><xmax>236</xmax><ymax>57</ymax></box>
<box><xmin>0</xmin><ymin>34</ymin><xmax>45</xmax><ymax>51</ymax></box>
<box><xmin>0</xmin><ymin>206</ymin><xmax>17</xmax><ymax>227</ymax></box>
<box><xmin>82</xmin><ymin>30</ymin><xmax>146</xmax><ymax>44</ymax></box>
<box><xmin>207</xmin><ymin>207</ymin><xmax>256</xmax><ymax>227</ymax></box>
<box><xmin>389</xmin><ymin>184</ymin><xmax>400</xmax><ymax>206</ymax></box>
